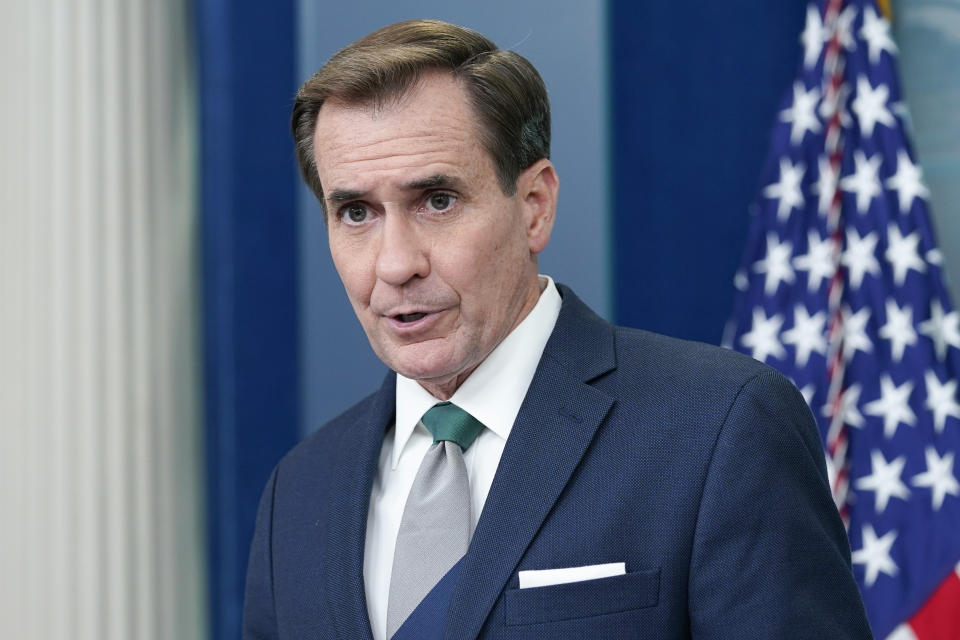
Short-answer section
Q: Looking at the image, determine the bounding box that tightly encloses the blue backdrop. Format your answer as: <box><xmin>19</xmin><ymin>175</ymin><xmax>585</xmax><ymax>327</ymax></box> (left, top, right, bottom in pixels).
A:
<box><xmin>197</xmin><ymin>1</ymin><xmax>300</xmax><ymax>639</ymax></box>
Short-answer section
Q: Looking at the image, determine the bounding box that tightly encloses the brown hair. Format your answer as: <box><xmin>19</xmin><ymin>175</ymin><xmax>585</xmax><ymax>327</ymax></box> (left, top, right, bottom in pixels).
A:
<box><xmin>291</xmin><ymin>19</ymin><xmax>551</xmax><ymax>205</ymax></box>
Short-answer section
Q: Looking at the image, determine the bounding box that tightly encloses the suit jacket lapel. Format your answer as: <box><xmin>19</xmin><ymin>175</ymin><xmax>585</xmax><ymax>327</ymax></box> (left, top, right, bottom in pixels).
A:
<box><xmin>443</xmin><ymin>287</ymin><xmax>617</xmax><ymax>639</ymax></box>
<box><xmin>324</xmin><ymin>373</ymin><xmax>395</xmax><ymax>640</ymax></box>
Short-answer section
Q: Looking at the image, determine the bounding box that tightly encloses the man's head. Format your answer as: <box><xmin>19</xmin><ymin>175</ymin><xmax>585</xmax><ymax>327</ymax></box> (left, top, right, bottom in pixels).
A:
<box><xmin>296</xmin><ymin>20</ymin><xmax>558</xmax><ymax>399</ymax></box>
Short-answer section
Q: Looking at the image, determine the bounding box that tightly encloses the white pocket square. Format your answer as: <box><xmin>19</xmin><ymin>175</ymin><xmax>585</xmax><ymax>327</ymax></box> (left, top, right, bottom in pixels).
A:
<box><xmin>518</xmin><ymin>562</ymin><xmax>626</xmax><ymax>589</ymax></box>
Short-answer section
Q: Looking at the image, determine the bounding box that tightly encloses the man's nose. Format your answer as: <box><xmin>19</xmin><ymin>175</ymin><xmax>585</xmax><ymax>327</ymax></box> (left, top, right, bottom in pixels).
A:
<box><xmin>375</xmin><ymin>212</ymin><xmax>429</xmax><ymax>286</ymax></box>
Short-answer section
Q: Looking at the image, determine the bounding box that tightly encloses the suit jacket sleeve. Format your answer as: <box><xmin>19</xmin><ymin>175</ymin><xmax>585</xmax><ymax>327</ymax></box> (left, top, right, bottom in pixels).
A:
<box><xmin>243</xmin><ymin>466</ymin><xmax>281</xmax><ymax>640</ymax></box>
<box><xmin>687</xmin><ymin>370</ymin><xmax>873</xmax><ymax>639</ymax></box>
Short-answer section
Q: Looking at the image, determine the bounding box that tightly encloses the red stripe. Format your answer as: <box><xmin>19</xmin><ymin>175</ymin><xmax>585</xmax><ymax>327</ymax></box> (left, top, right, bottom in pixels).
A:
<box><xmin>908</xmin><ymin>571</ymin><xmax>960</xmax><ymax>639</ymax></box>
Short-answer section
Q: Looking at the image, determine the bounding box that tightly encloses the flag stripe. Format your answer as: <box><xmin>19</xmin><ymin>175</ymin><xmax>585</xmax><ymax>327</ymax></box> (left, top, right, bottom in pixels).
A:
<box><xmin>907</xmin><ymin>570</ymin><xmax>960</xmax><ymax>640</ymax></box>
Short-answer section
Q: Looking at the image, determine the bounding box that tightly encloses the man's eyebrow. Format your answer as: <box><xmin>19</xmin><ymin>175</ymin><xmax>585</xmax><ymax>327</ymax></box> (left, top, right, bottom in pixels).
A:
<box><xmin>325</xmin><ymin>175</ymin><xmax>463</xmax><ymax>206</ymax></box>
<box><xmin>404</xmin><ymin>174</ymin><xmax>464</xmax><ymax>191</ymax></box>
<box><xmin>326</xmin><ymin>188</ymin><xmax>366</xmax><ymax>204</ymax></box>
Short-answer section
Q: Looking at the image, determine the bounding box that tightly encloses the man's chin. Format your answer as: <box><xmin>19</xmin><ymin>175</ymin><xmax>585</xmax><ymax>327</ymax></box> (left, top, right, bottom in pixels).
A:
<box><xmin>384</xmin><ymin>349</ymin><xmax>475</xmax><ymax>395</ymax></box>
<box><xmin>392</xmin><ymin>361</ymin><xmax>459</xmax><ymax>385</ymax></box>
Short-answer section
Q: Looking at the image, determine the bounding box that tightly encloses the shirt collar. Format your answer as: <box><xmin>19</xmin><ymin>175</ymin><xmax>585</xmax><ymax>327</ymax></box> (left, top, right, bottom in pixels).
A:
<box><xmin>393</xmin><ymin>276</ymin><xmax>562</xmax><ymax>469</ymax></box>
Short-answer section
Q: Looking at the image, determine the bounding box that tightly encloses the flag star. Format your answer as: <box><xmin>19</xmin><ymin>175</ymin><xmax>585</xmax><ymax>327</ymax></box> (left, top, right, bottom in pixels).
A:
<box><xmin>841</xmin><ymin>150</ymin><xmax>883</xmax><ymax>214</ymax></box>
<box><xmin>919</xmin><ymin>300</ymin><xmax>960</xmax><ymax>361</ymax></box>
<box><xmin>863</xmin><ymin>375</ymin><xmax>916</xmax><ymax>439</ymax></box>
<box><xmin>811</xmin><ymin>156</ymin><xmax>839</xmax><ymax>216</ymax></box>
<box><xmin>740</xmin><ymin>308</ymin><xmax>786</xmax><ymax>363</ymax></box>
<box><xmin>793</xmin><ymin>230</ymin><xmax>836</xmax><ymax>292</ymax></box>
<box><xmin>824</xmin><ymin>383</ymin><xmax>865</xmax><ymax>428</ymax></box>
<box><xmin>763</xmin><ymin>158</ymin><xmax>806</xmax><ymax>222</ymax></box>
<box><xmin>885</xmin><ymin>150</ymin><xmax>930</xmax><ymax>213</ymax></box>
<box><xmin>860</xmin><ymin>5</ymin><xmax>898</xmax><ymax>64</ymax></box>
<box><xmin>733</xmin><ymin>269</ymin><xmax>749</xmax><ymax>291</ymax></box>
<box><xmin>842</xmin><ymin>228</ymin><xmax>881</xmax><ymax>289</ymax></box>
<box><xmin>855</xmin><ymin>450</ymin><xmax>910</xmax><ymax>513</ymax></box>
<box><xmin>927</xmin><ymin>248</ymin><xmax>943</xmax><ymax>266</ymax></box>
<box><xmin>753</xmin><ymin>233</ymin><xmax>796</xmax><ymax>295</ymax></box>
<box><xmin>782</xmin><ymin>305</ymin><xmax>827</xmax><ymax>366</ymax></box>
<box><xmin>885</xmin><ymin>225</ymin><xmax>926</xmax><ymax>285</ymax></box>
<box><xmin>835</xmin><ymin>6</ymin><xmax>859</xmax><ymax>52</ymax></box>
<box><xmin>924</xmin><ymin>371</ymin><xmax>960</xmax><ymax>434</ymax></box>
<box><xmin>911</xmin><ymin>447</ymin><xmax>960</xmax><ymax>510</ymax></box>
<box><xmin>879</xmin><ymin>299</ymin><xmax>917</xmax><ymax>362</ymax></box>
<box><xmin>801</xmin><ymin>4</ymin><xmax>828</xmax><ymax>68</ymax></box>
<box><xmin>852</xmin><ymin>524</ymin><xmax>898</xmax><ymax>587</ymax></box>
<box><xmin>781</xmin><ymin>82</ymin><xmax>822</xmax><ymax>144</ymax></box>
<box><xmin>799</xmin><ymin>384</ymin><xmax>816</xmax><ymax>406</ymax></box>
<box><xmin>851</xmin><ymin>76</ymin><xmax>895</xmax><ymax>137</ymax></box>
<box><xmin>842</xmin><ymin>305</ymin><xmax>874</xmax><ymax>361</ymax></box>
<box><xmin>825</xmin><ymin>456</ymin><xmax>838</xmax><ymax>492</ymax></box>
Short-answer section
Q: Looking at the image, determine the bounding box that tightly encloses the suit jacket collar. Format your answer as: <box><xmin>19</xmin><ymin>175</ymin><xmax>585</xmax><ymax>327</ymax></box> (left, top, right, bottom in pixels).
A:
<box><xmin>322</xmin><ymin>285</ymin><xmax>616</xmax><ymax>640</ymax></box>
<box><xmin>541</xmin><ymin>284</ymin><xmax>617</xmax><ymax>382</ymax></box>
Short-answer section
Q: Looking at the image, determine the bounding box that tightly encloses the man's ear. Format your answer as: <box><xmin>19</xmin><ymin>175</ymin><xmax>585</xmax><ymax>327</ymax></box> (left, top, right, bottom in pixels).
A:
<box><xmin>516</xmin><ymin>159</ymin><xmax>559</xmax><ymax>255</ymax></box>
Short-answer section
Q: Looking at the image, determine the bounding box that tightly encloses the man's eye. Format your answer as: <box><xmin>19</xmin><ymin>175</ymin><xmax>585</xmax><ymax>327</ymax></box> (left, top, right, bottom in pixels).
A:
<box><xmin>425</xmin><ymin>192</ymin><xmax>456</xmax><ymax>213</ymax></box>
<box><xmin>342</xmin><ymin>203</ymin><xmax>369</xmax><ymax>224</ymax></box>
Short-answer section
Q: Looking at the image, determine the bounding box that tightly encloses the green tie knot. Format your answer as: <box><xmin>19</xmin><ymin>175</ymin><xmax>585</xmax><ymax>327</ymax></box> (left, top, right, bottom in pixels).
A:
<box><xmin>421</xmin><ymin>402</ymin><xmax>485</xmax><ymax>452</ymax></box>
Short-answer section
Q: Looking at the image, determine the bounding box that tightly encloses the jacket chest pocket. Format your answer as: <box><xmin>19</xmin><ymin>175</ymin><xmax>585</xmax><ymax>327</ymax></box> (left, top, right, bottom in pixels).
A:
<box><xmin>503</xmin><ymin>568</ymin><xmax>660</xmax><ymax>626</ymax></box>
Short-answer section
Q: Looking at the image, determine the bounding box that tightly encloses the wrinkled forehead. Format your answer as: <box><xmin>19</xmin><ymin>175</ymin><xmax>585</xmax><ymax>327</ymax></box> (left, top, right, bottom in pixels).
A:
<box><xmin>311</xmin><ymin>73</ymin><xmax>492</xmax><ymax>190</ymax></box>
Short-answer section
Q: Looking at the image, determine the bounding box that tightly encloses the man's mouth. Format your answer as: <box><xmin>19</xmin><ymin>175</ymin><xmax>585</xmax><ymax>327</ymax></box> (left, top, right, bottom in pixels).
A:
<box><xmin>395</xmin><ymin>312</ymin><xmax>428</xmax><ymax>323</ymax></box>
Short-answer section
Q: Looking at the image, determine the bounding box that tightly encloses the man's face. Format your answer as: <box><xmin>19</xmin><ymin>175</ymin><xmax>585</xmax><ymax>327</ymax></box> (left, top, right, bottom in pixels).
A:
<box><xmin>313</xmin><ymin>72</ymin><xmax>556</xmax><ymax>398</ymax></box>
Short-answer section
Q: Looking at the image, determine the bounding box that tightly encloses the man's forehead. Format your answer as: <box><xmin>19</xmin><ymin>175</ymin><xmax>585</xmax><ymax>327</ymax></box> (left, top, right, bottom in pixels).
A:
<box><xmin>312</xmin><ymin>74</ymin><xmax>494</xmax><ymax>197</ymax></box>
<box><xmin>313</xmin><ymin>130</ymin><xmax>476</xmax><ymax>181</ymax></box>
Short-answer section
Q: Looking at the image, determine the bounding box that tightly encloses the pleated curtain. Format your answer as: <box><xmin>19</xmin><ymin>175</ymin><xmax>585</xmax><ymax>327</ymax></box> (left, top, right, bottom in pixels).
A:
<box><xmin>0</xmin><ymin>1</ymin><xmax>206</xmax><ymax>638</ymax></box>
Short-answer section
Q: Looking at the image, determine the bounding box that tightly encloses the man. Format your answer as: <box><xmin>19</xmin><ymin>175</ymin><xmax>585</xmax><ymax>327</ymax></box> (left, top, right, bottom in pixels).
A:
<box><xmin>244</xmin><ymin>20</ymin><xmax>872</xmax><ymax>640</ymax></box>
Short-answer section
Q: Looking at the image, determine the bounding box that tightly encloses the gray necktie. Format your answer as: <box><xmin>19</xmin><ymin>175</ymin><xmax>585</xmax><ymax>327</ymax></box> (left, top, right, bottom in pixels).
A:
<box><xmin>386</xmin><ymin>402</ymin><xmax>485</xmax><ymax>638</ymax></box>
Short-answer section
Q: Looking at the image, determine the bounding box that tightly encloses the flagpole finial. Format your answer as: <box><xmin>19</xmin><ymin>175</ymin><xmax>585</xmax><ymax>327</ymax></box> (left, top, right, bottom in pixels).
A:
<box><xmin>878</xmin><ymin>0</ymin><xmax>893</xmax><ymax>21</ymax></box>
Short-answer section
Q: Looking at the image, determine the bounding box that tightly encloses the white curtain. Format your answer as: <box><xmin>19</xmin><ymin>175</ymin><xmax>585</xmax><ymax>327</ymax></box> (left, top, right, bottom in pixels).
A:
<box><xmin>0</xmin><ymin>1</ymin><xmax>207</xmax><ymax>638</ymax></box>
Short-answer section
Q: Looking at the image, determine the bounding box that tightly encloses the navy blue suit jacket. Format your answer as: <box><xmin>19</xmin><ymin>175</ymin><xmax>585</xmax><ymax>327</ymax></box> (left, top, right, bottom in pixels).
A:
<box><xmin>243</xmin><ymin>286</ymin><xmax>872</xmax><ymax>639</ymax></box>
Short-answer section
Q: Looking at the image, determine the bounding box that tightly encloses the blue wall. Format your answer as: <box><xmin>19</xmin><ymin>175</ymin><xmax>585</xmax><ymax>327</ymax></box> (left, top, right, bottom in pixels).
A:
<box><xmin>297</xmin><ymin>1</ymin><xmax>612</xmax><ymax>434</ymax></box>
<box><xmin>197</xmin><ymin>2</ymin><xmax>300</xmax><ymax>638</ymax></box>
<box><xmin>610</xmin><ymin>0</ymin><xmax>807</xmax><ymax>344</ymax></box>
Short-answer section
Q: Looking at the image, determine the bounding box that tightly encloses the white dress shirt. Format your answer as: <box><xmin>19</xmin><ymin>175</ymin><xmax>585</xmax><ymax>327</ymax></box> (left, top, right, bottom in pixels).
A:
<box><xmin>363</xmin><ymin>276</ymin><xmax>562</xmax><ymax>640</ymax></box>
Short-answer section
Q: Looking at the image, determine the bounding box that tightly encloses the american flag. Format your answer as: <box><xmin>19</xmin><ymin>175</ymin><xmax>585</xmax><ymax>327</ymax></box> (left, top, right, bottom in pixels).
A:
<box><xmin>725</xmin><ymin>0</ymin><xmax>960</xmax><ymax>637</ymax></box>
